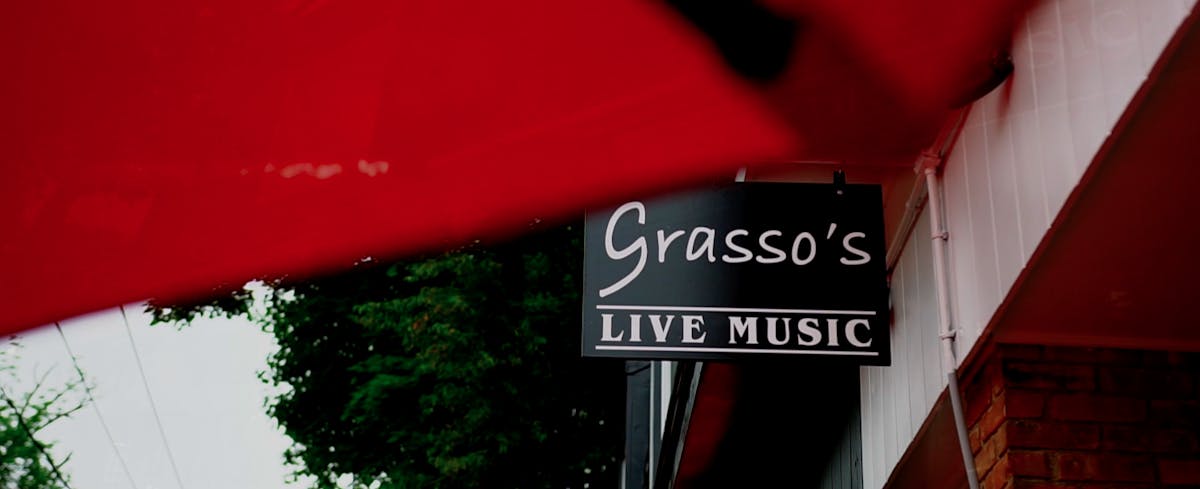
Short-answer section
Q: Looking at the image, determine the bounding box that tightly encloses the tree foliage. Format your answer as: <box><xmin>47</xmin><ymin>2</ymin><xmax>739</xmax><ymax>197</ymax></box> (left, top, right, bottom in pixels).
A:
<box><xmin>0</xmin><ymin>345</ymin><xmax>84</xmax><ymax>489</ymax></box>
<box><xmin>151</xmin><ymin>223</ymin><xmax>625</xmax><ymax>488</ymax></box>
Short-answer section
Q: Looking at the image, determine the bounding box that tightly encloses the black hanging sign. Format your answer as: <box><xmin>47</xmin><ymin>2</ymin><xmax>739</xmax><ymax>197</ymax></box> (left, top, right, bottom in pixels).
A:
<box><xmin>582</xmin><ymin>182</ymin><xmax>890</xmax><ymax>365</ymax></box>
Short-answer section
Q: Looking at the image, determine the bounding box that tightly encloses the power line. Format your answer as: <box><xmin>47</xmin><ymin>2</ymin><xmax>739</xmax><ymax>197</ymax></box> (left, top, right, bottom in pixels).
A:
<box><xmin>54</xmin><ymin>322</ymin><xmax>139</xmax><ymax>489</ymax></box>
<box><xmin>0</xmin><ymin>383</ymin><xmax>73</xmax><ymax>489</ymax></box>
<box><xmin>119</xmin><ymin>305</ymin><xmax>188</xmax><ymax>489</ymax></box>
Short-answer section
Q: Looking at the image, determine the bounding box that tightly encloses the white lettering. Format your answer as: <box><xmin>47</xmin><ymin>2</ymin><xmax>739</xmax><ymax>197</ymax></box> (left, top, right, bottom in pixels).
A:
<box><xmin>846</xmin><ymin>319</ymin><xmax>872</xmax><ymax>347</ymax></box>
<box><xmin>685</xmin><ymin>228</ymin><xmax>716</xmax><ymax>262</ymax></box>
<box><xmin>628</xmin><ymin>314</ymin><xmax>642</xmax><ymax>343</ymax></box>
<box><xmin>791</xmin><ymin>232</ymin><xmax>816</xmax><ymax>265</ymax></box>
<box><xmin>649</xmin><ymin>315</ymin><xmax>675</xmax><ymax>343</ymax></box>
<box><xmin>600</xmin><ymin>314</ymin><xmax>624</xmax><ymax>342</ymax></box>
<box><xmin>722</xmin><ymin>229</ymin><xmax>753</xmax><ymax>263</ymax></box>
<box><xmin>596</xmin><ymin>201</ymin><xmax>877</xmax><ymax>294</ymax></box>
<box><xmin>841</xmin><ymin>232</ymin><xmax>871</xmax><ymax>265</ymax></box>
<box><xmin>728</xmin><ymin>316</ymin><xmax>758</xmax><ymax>345</ymax></box>
<box><xmin>756</xmin><ymin>230</ymin><xmax>786</xmax><ymax>264</ymax></box>
<box><xmin>766</xmin><ymin>317</ymin><xmax>791</xmax><ymax>345</ymax></box>
<box><xmin>682</xmin><ymin>315</ymin><xmax>707</xmax><ymax>343</ymax></box>
<box><xmin>825</xmin><ymin>318</ymin><xmax>840</xmax><ymax>347</ymax></box>
<box><xmin>797</xmin><ymin>318</ymin><xmax>821</xmax><ymax>346</ymax></box>
<box><xmin>656</xmin><ymin>230</ymin><xmax>685</xmax><ymax>263</ymax></box>
<box><xmin>599</xmin><ymin>202</ymin><xmax>646</xmax><ymax>297</ymax></box>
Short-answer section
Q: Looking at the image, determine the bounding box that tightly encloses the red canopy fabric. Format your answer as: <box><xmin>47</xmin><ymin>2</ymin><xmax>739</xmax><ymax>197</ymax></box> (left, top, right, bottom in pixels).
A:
<box><xmin>0</xmin><ymin>0</ymin><xmax>1030</xmax><ymax>333</ymax></box>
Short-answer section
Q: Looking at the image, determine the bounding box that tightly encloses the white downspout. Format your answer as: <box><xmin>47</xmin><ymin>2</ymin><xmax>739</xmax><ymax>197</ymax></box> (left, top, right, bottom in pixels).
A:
<box><xmin>918</xmin><ymin>151</ymin><xmax>980</xmax><ymax>489</ymax></box>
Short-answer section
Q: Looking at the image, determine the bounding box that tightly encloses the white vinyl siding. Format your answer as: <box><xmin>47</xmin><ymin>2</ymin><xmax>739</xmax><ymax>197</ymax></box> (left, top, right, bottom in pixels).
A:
<box><xmin>858</xmin><ymin>1</ymin><xmax>1195</xmax><ymax>487</ymax></box>
<box><xmin>861</xmin><ymin>210</ymin><xmax>942</xmax><ymax>489</ymax></box>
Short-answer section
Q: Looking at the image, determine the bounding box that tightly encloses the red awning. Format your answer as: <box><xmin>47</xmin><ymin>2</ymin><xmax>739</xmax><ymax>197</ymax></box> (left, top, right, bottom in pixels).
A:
<box><xmin>0</xmin><ymin>0</ymin><xmax>1031</xmax><ymax>333</ymax></box>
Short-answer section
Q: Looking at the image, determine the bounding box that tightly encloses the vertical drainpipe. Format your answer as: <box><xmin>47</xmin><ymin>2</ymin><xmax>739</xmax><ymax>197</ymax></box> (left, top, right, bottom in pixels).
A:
<box><xmin>917</xmin><ymin>151</ymin><xmax>981</xmax><ymax>489</ymax></box>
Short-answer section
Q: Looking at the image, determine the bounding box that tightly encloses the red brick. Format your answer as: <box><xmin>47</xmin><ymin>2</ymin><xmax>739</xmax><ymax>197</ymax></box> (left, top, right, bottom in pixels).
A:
<box><xmin>1047</xmin><ymin>394</ymin><xmax>1145</xmax><ymax>423</ymax></box>
<box><xmin>1014</xmin><ymin>482</ymin><xmax>1155</xmax><ymax>489</ymax></box>
<box><xmin>1146</xmin><ymin>351</ymin><xmax>1200</xmax><ymax>367</ymax></box>
<box><xmin>1053</xmin><ymin>452</ymin><xmax>1154</xmax><ymax>482</ymax></box>
<box><xmin>966</xmin><ymin>399</ymin><xmax>990</xmax><ymax>435</ymax></box>
<box><xmin>1002</xmin><ymin>345</ymin><xmax>1045</xmax><ymax>361</ymax></box>
<box><xmin>1150</xmin><ymin>428</ymin><xmax>1200</xmax><ymax>454</ymax></box>
<box><xmin>1158</xmin><ymin>458</ymin><xmax>1200</xmax><ymax>485</ymax></box>
<box><xmin>971</xmin><ymin>424</ymin><xmax>984</xmax><ymax>454</ymax></box>
<box><xmin>967</xmin><ymin>362</ymin><xmax>1006</xmax><ymax>425</ymax></box>
<box><xmin>1011</xmin><ymin>481</ymin><xmax>1061</xmax><ymax>489</ymax></box>
<box><xmin>1102</xmin><ymin>425</ymin><xmax>1200</xmax><ymax>453</ymax></box>
<box><xmin>1165</xmin><ymin>351</ymin><xmax>1200</xmax><ymax>366</ymax></box>
<box><xmin>1041</xmin><ymin>347</ymin><xmax>1143</xmax><ymax>366</ymax></box>
<box><xmin>1008</xmin><ymin>420</ymin><xmax>1100</xmax><ymax>450</ymax></box>
<box><xmin>1142</xmin><ymin>351</ymin><xmax>1169</xmax><ymax>365</ymax></box>
<box><xmin>1101</xmin><ymin>425</ymin><xmax>1152</xmax><ymax>451</ymax></box>
<box><xmin>1004</xmin><ymin>363</ymin><xmax>1095</xmax><ymax>391</ymax></box>
<box><xmin>1011</xmin><ymin>481</ymin><xmax>1150</xmax><ymax>489</ymax></box>
<box><xmin>1007</xmin><ymin>390</ymin><xmax>1046</xmax><ymax>419</ymax></box>
<box><xmin>981</xmin><ymin>453</ymin><xmax>1012</xmax><ymax>489</ymax></box>
<box><xmin>978</xmin><ymin>394</ymin><xmax>1008</xmax><ymax>440</ymax></box>
<box><xmin>976</xmin><ymin>428</ymin><xmax>1009</xmax><ymax>476</ymax></box>
<box><xmin>1008</xmin><ymin>450</ymin><xmax>1051</xmax><ymax>478</ymax></box>
<box><xmin>1148</xmin><ymin>400</ymin><xmax>1200</xmax><ymax>428</ymax></box>
<box><xmin>1098</xmin><ymin>367</ymin><xmax>1194</xmax><ymax>398</ymax></box>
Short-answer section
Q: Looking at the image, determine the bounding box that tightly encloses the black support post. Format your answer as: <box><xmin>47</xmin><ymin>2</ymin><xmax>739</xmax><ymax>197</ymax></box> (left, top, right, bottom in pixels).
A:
<box><xmin>624</xmin><ymin>360</ymin><xmax>651</xmax><ymax>489</ymax></box>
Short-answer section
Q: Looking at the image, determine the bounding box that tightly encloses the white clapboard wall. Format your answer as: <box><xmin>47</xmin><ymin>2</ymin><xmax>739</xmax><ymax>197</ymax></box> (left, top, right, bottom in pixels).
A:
<box><xmin>857</xmin><ymin>1</ymin><xmax>1196</xmax><ymax>487</ymax></box>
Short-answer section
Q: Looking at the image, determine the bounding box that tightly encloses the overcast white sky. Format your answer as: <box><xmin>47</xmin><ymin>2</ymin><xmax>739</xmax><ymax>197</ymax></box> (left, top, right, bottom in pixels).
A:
<box><xmin>4</xmin><ymin>304</ymin><xmax>312</xmax><ymax>489</ymax></box>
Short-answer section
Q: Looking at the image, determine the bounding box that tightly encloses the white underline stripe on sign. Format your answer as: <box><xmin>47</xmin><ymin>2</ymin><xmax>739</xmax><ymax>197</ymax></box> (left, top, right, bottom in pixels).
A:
<box><xmin>594</xmin><ymin>304</ymin><xmax>877</xmax><ymax>316</ymax></box>
<box><xmin>593</xmin><ymin>345</ymin><xmax>879</xmax><ymax>356</ymax></box>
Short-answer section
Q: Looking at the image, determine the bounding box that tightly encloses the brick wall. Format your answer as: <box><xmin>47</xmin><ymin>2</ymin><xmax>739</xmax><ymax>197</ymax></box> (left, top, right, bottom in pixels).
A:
<box><xmin>962</xmin><ymin>345</ymin><xmax>1200</xmax><ymax>489</ymax></box>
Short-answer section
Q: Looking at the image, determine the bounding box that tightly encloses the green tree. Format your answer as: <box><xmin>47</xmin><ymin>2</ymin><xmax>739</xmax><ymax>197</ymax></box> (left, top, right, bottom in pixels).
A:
<box><xmin>151</xmin><ymin>223</ymin><xmax>624</xmax><ymax>488</ymax></box>
<box><xmin>0</xmin><ymin>345</ymin><xmax>84</xmax><ymax>489</ymax></box>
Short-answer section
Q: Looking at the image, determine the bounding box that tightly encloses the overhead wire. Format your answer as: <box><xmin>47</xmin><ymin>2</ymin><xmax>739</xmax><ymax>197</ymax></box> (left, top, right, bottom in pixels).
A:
<box><xmin>119</xmin><ymin>305</ymin><xmax>188</xmax><ymax>489</ymax></box>
<box><xmin>54</xmin><ymin>321</ymin><xmax>140</xmax><ymax>489</ymax></box>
